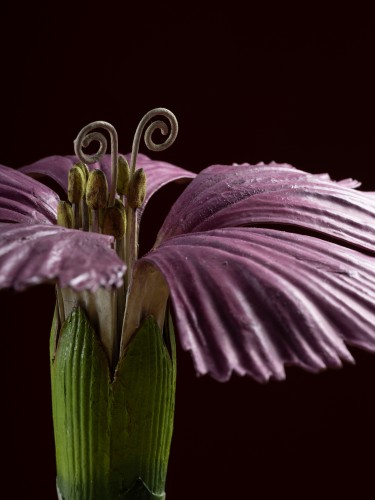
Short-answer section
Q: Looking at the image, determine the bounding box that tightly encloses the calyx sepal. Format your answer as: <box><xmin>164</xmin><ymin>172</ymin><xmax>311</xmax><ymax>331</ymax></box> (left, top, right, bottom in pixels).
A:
<box><xmin>50</xmin><ymin>306</ymin><xmax>176</xmax><ymax>500</ymax></box>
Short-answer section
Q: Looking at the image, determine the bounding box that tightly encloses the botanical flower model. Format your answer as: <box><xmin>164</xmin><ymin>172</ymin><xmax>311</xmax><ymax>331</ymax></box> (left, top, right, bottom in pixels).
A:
<box><xmin>1</xmin><ymin>108</ymin><xmax>375</xmax><ymax>499</ymax></box>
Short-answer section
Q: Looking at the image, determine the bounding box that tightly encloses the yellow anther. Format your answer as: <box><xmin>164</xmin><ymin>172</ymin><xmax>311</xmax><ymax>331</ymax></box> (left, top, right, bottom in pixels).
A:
<box><xmin>102</xmin><ymin>199</ymin><xmax>127</xmax><ymax>239</ymax></box>
<box><xmin>68</xmin><ymin>166</ymin><xmax>85</xmax><ymax>204</ymax></box>
<box><xmin>57</xmin><ymin>201</ymin><xmax>73</xmax><ymax>228</ymax></box>
<box><xmin>117</xmin><ymin>156</ymin><xmax>130</xmax><ymax>196</ymax></box>
<box><xmin>127</xmin><ymin>168</ymin><xmax>146</xmax><ymax>209</ymax></box>
<box><xmin>86</xmin><ymin>170</ymin><xmax>108</xmax><ymax>210</ymax></box>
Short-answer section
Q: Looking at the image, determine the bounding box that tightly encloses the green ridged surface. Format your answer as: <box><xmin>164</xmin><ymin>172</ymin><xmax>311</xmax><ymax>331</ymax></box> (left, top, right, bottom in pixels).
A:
<box><xmin>50</xmin><ymin>307</ymin><xmax>176</xmax><ymax>500</ymax></box>
<box><xmin>51</xmin><ymin>307</ymin><xmax>111</xmax><ymax>499</ymax></box>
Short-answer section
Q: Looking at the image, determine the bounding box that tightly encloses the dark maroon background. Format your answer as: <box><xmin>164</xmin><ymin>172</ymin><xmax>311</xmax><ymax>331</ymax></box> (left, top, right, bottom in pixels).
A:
<box><xmin>1</xmin><ymin>4</ymin><xmax>375</xmax><ymax>499</ymax></box>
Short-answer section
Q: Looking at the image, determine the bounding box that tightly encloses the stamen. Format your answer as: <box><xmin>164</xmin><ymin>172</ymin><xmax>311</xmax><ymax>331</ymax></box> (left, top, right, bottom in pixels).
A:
<box><xmin>127</xmin><ymin>168</ymin><xmax>146</xmax><ymax>209</ymax></box>
<box><xmin>68</xmin><ymin>166</ymin><xmax>86</xmax><ymax>203</ymax></box>
<box><xmin>74</xmin><ymin>121</ymin><xmax>119</xmax><ymax>207</ymax></box>
<box><xmin>102</xmin><ymin>199</ymin><xmax>127</xmax><ymax>240</ymax></box>
<box><xmin>75</xmin><ymin>161</ymin><xmax>90</xmax><ymax>180</ymax></box>
<box><xmin>117</xmin><ymin>156</ymin><xmax>130</xmax><ymax>197</ymax></box>
<box><xmin>57</xmin><ymin>201</ymin><xmax>73</xmax><ymax>228</ymax></box>
<box><xmin>74</xmin><ymin>162</ymin><xmax>90</xmax><ymax>231</ymax></box>
<box><xmin>68</xmin><ymin>166</ymin><xmax>85</xmax><ymax>229</ymax></box>
<box><xmin>86</xmin><ymin>170</ymin><xmax>108</xmax><ymax>233</ymax></box>
<box><xmin>86</xmin><ymin>170</ymin><xmax>108</xmax><ymax>210</ymax></box>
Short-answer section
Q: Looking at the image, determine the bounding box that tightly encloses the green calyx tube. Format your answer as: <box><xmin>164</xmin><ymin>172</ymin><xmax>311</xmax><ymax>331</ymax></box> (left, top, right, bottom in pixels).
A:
<box><xmin>50</xmin><ymin>306</ymin><xmax>176</xmax><ymax>500</ymax></box>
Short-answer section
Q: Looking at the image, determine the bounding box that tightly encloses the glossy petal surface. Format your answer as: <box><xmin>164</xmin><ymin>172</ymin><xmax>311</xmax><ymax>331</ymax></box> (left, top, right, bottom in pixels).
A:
<box><xmin>0</xmin><ymin>164</ymin><xmax>58</xmax><ymax>224</ymax></box>
<box><xmin>8</xmin><ymin>155</ymin><xmax>375</xmax><ymax>383</ymax></box>
<box><xmin>0</xmin><ymin>223</ymin><xmax>125</xmax><ymax>291</ymax></box>
<box><xmin>18</xmin><ymin>155</ymin><xmax>76</xmax><ymax>193</ymax></box>
<box><xmin>156</xmin><ymin>162</ymin><xmax>375</xmax><ymax>252</ymax></box>
<box><xmin>143</xmin><ymin>227</ymin><xmax>375</xmax><ymax>382</ymax></box>
<box><xmin>132</xmin><ymin>154</ymin><xmax>196</xmax><ymax>217</ymax></box>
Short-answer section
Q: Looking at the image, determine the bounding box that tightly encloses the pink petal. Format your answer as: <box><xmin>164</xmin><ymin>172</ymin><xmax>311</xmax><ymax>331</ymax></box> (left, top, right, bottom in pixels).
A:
<box><xmin>132</xmin><ymin>154</ymin><xmax>196</xmax><ymax>217</ymax></box>
<box><xmin>0</xmin><ymin>223</ymin><xmax>125</xmax><ymax>291</ymax></box>
<box><xmin>156</xmin><ymin>162</ymin><xmax>375</xmax><ymax>252</ymax></box>
<box><xmin>0</xmin><ymin>164</ymin><xmax>58</xmax><ymax>224</ymax></box>
<box><xmin>143</xmin><ymin>227</ymin><xmax>375</xmax><ymax>382</ymax></box>
<box><xmin>19</xmin><ymin>154</ymin><xmax>195</xmax><ymax>217</ymax></box>
<box><xmin>19</xmin><ymin>155</ymin><xmax>76</xmax><ymax>193</ymax></box>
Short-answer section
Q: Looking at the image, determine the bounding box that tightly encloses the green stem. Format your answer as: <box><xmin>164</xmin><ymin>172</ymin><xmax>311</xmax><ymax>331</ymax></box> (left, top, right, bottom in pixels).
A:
<box><xmin>50</xmin><ymin>307</ymin><xmax>176</xmax><ymax>500</ymax></box>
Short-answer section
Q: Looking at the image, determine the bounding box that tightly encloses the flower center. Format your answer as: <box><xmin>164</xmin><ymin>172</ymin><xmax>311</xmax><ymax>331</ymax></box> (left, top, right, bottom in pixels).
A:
<box><xmin>55</xmin><ymin>109</ymin><xmax>178</xmax><ymax>372</ymax></box>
